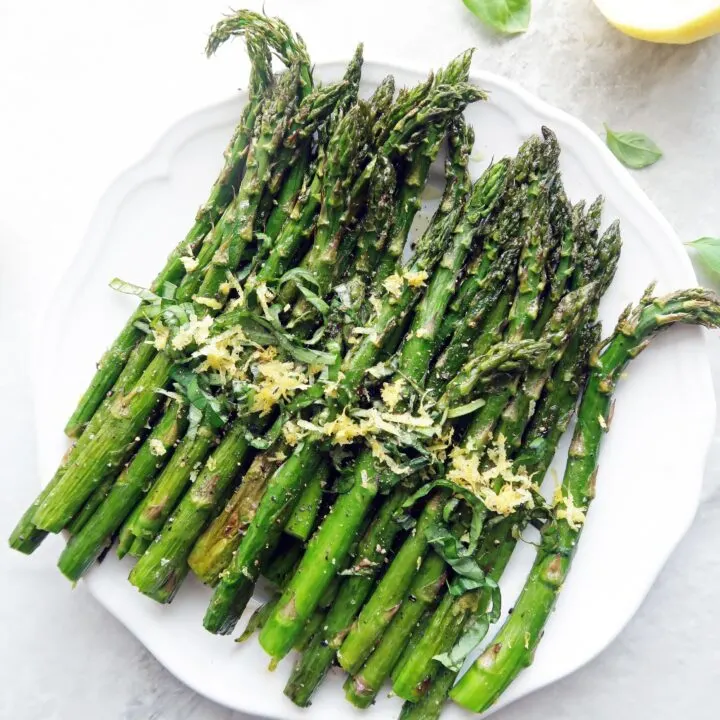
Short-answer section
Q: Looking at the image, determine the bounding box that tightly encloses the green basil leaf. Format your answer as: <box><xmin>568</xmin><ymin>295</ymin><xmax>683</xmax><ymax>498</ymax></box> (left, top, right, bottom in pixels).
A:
<box><xmin>109</xmin><ymin>277</ymin><xmax>160</xmax><ymax>303</ymax></box>
<box><xmin>447</xmin><ymin>397</ymin><xmax>486</xmax><ymax>419</ymax></box>
<box><xmin>604</xmin><ymin>124</ymin><xmax>662</xmax><ymax>169</ymax></box>
<box><xmin>296</xmin><ymin>283</ymin><xmax>330</xmax><ymax>317</ymax></box>
<box><xmin>686</xmin><ymin>237</ymin><xmax>720</xmax><ymax>276</ymax></box>
<box><xmin>462</xmin><ymin>0</ymin><xmax>530</xmax><ymax>34</ymax></box>
<box><xmin>434</xmin><ymin>615</ymin><xmax>491</xmax><ymax>672</ymax></box>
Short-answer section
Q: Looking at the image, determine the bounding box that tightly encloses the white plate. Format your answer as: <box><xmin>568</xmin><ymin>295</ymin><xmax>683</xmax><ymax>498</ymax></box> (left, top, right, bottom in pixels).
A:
<box><xmin>33</xmin><ymin>61</ymin><xmax>715</xmax><ymax>719</ymax></box>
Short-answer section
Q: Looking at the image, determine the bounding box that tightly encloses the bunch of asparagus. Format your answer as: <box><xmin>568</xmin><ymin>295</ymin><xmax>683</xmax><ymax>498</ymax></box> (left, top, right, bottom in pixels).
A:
<box><xmin>10</xmin><ymin>9</ymin><xmax>720</xmax><ymax>719</ymax></box>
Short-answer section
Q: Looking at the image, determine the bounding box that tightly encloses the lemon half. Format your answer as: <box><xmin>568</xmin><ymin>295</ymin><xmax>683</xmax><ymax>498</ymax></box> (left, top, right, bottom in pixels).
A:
<box><xmin>593</xmin><ymin>0</ymin><xmax>720</xmax><ymax>44</ymax></box>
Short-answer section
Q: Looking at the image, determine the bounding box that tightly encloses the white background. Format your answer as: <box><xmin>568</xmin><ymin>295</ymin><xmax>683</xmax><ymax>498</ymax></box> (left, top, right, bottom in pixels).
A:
<box><xmin>2</xmin><ymin>0</ymin><xmax>720</xmax><ymax>718</ymax></box>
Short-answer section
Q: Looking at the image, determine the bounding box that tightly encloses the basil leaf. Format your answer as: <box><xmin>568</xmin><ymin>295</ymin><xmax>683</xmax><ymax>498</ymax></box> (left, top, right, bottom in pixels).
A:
<box><xmin>604</xmin><ymin>124</ymin><xmax>662</xmax><ymax>169</ymax></box>
<box><xmin>109</xmin><ymin>277</ymin><xmax>160</xmax><ymax>303</ymax></box>
<box><xmin>295</xmin><ymin>283</ymin><xmax>330</xmax><ymax>317</ymax></box>
<box><xmin>434</xmin><ymin>615</ymin><xmax>491</xmax><ymax>672</ymax></box>
<box><xmin>462</xmin><ymin>0</ymin><xmax>530</xmax><ymax>35</ymax></box>
<box><xmin>447</xmin><ymin>397</ymin><xmax>486</xmax><ymax>419</ymax></box>
<box><xmin>686</xmin><ymin>237</ymin><xmax>720</xmax><ymax>276</ymax></box>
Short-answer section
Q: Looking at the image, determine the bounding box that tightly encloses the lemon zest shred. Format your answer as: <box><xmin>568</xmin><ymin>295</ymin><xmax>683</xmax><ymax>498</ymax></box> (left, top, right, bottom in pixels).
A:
<box><xmin>403</xmin><ymin>269</ymin><xmax>428</xmax><ymax>288</ymax></box>
<box><xmin>382</xmin><ymin>273</ymin><xmax>404</xmax><ymax>298</ymax></box>
<box><xmin>381</xmin><ymin>378</ymin><xmax>405</xmax><ymax>411</ymax></box>
<box><xmin>172</xmin><ymin>315</ymin><xmax>214</xmax><ymax>351</ymax></box>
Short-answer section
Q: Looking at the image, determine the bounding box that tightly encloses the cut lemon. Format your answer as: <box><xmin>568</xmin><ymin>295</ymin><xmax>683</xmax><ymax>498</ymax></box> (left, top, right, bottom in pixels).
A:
<box><xmin>592</xmin><ymin>0</ymin><xmax>720</xmax><ymax>44</ymax></box>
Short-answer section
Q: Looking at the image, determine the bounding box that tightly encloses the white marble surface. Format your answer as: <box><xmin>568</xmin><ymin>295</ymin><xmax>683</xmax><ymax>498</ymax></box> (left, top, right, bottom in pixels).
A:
<box><xmin>1</xmin><ymin>0</ymin><xmax>720</xmax><ymax>718</ymax></box>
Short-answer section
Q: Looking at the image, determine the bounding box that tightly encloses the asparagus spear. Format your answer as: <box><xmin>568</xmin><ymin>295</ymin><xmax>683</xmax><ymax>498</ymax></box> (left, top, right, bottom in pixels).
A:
<box><xmin>334</xmin><ymin>136</ymin><xmax>562</xmax><ymax>674</ymax></box>
<box><xmin>387</xmin><ymin>224</ymin><xmax>613</xmax><ymax>701</ymax></box>
<box><xmin>122</xmin><ymin>104</ymin><xmax>368</xmax><ymax>558</ymax></box>
<box><xmin>284</xmin><ymin>487</ymin><xmax>408</xmax><ymax>707</ymax></box>
<box><xmin>129</xmin><ymin>99</ymin><xmax>386</xmax><ymax>599</ymax></box>
<box><xmin>61</xmin><ymin>36</ymin><xmax>275</xmax><ymax>440</ymax></box>
<box><xmin>193</xmin><ymin>68</ymin><xmax>301</xmax><ymax>306</ymax></box>
<box><xmin>117</xmin><ymin>422</ymin><xmax>218</xmax><ymax>557</ymax></box>
<box><xmin>451</xmin><ymin>287</ymin><xmax>720</xmax><ymax>712</ymax></box>
<box><xmin>353</xmin><ymin>314</ymin><xmax>600</xmax><ymax>709</ymax></box>
<box><xmin>188</xmin><ymin>449</ymin><xmax>290</xmax><ymax>586</ymax></box>
<box><xmin>390</xmin><ymin>322</ymin><xmax>602</xmax><ymax>707</ymax></box>
<box><xmin>430</xmin><ymin>135</ymin><xmax>551</xmax><ymax>385</ymax></box>
<box><xmin>27</xmin><ymin>70</ymin><xmax>302</xmax><ymax>535</ymax></box>
<box><xmin>501</xmin><ymin>221</ymin><xmax>621</xmax><ymax>453</ymax></box>
<box><xmin>206</xmin><ymin>10</ymin><xmax>313</xmax><ymax>98</ymax></box>
<box><xmin>292</xmin><ymin>101</ymin><xmax>372</xmax><ymax>301</ymax></box>
<box><xmin>56</xmin><ymin>402</ymin><xmax>187</xmax><ymax>579</ymax></box>
<box><xmin>284</xmin><ymin>462</ymin><xmax>329</xmax><ymax>542</ymax></box>
<box><xmin>391</xmin><ymin>223</ymin><xmax>621</xmax><ymax>707</ymax></box>
<box><xmin>9</xmin><ymin>37</ymin><xmax>277</xmax><ymax>555</ymax></box>
<box><xmin>203</xmin><ymin>114</ymin><xmax>480</xmax><ymax>636</ymax></box>
<box><xmin>373</xmin><ymin>51</ymin><xmax>475</xmax><ymax>286</ymax></box>
<box><xmin>256</xmin><ymin>121</ymin><xmax>478</xmax><ymax>658</ymax></box>
<box><xmin>344</xmin><ymin>550</ymin><xmax>448</xmax><ymax>708</ymax></box>
<box><xmin>131</xmin><ymin>101</ymin><xmax>401</xmax><ymax>597</ymax></box>
<box><xmin>368</xmin><ymin>75</ymin><xmax>396</xmax><ymax>125</ymax></box>
<box><xmin>434</xmin><ymin>134</ymin><xmax>546</xmax><ymax>347</ymax></box>
<box><xmin>264</xmin><ymin>535</ymin><xmax>305</xmax><ymax>588</ymax></box>
<box><xmin>65</xmin><ymin>478</ymin><xmax>114</xmax><ymax>536</ymax></box>
<box><xmin>261</xmin><ymin>44</ymin><xmax>363</xmax><ymax>243</ymax></box>
<box><xmin>272</xmin><ymin>137</ymin><xmax>552</xmax><ymax>674</ymax></box>
<box><xmin>187</xmin><ymin>163</ymin><xmax>397</xmax><ymax>585</ymax></box>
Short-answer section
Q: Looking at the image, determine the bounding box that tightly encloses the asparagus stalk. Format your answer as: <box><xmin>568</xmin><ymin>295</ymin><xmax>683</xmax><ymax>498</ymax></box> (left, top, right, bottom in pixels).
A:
<box><xmin>284</xmin><ymin>487</ymin><xmax>408</xmax><ymax>707</ymax></box>
<box><xmin>187</xmin><ymin>163</ymin><xmax>397</xmax><ymax>585</ymax></box>
<box><xmin>122</xmin><ymin>103</ymin><xmax>367</xmax><ymax>557</ymax></box>
<box><xmin>23</xmin><ymin>75</ymin><xmax>294</xmax><ymax>537</ymax></box>
<box><xmin>284</xmin><ymin>462</ymin><xmax>329</xmax><ymax>542</ymax></box>
<box><xmin>359</xmin><ymin>313</ymin><xmax>599</xmax><ymax>708</ymax></box>
<box><xmin>255</xmin><ymin>51</ymin><xmax>366</xmax><ymax>292</ymax></box>
<box><xmin>9</xmin><ymin>38</ymin><xmax>278</xmax><ymax>553</ymax></box>
<box><xmin>118</xmin><ymin>422</ymin><xmax>218</xmax><ymax>557</ymax></box>
<box><xmin>333</xmin><ymin>135</ymin><xmax>563</xmax><ymax>674</ymax></box>
<box><xmin>129</xmin><ymin>98</ymin><xmax>380</xmax><ymax>596</ymax></box>
<box><xmin>451</xmin><ymin>287</ymin><xmax>720</xmax><ymax>712</ymax></box>
<box><xmin>398</xmin><ymin>665</ymin><xmax>456</xmax><ymax>720</ymax></box>
<box><xmin>65</xmin><ymin>478</ymin><xmax>114</xmax><ymax>536</ymax></box>
<box><xmin>206</xmin><ymin>10</ymin><xmax>314</xmax><ymax>98</ymax></box>
<box><xmin>263</xmin><ymin>535</ymin><xmax>305</xmax><ymax>588</ymax></box>
<box><xmin>368</xmin><ymin>75</ymin><xmax>396</xmax><ymax>125</ymax></box>
<box><xmin>292</xmin><ymin>102</ymin><xmax>372</xmax><ymax>301</ymax></box>
<box><xmin>256</xmin><ymin>121</ymin><xmax>477</xmax><ymax>658</ymax></box>
<box><xmin>434</xmin><ymin>134</ymin><xmax>547</xmax><ymax>343</ymax></box>
<box><xmin>186</xmin><ymin>444</ymin><xmax>288</xmax><ymax>586</ymax></box>
<box><xmin>501</xmin><ymin>221</ymin><xmax>621</xmax><ymax>453</ymax></box>
<box><xmin>62</xmin><ymin>36</ymin><xmax>275</xmax><ymax>439</ymax></box>
<box><xmin>27</xmin><ymin>70</ymin><xmax>302</xmax><ymax>536</ymax></box>
<box><xmin>389</xmin><ymin>326</ymin><xmax>601</xmax><ymax>705</ymax></box>
<box><xmin>261</xmin><ymin>45</ymin><xmax>363</xmax><ymax>242</ymax></box>
<box><xmin>431</xmin><ymin>134</ymin><xmax>555</xmax><ymax>384</ymax></box>
<box><xmin>393</xmin><ymin>519</ymin><xmax>516</xmax><ymax>704</ymax></box>
<box><xmin>129</xmin><ymin>110</ymin><xmax>389</xmax><ymax>601</ymax></box>
<box><xmin>203</xmin><ymin>112</ymin><xmax>480</xmax><ymax>636</ymax></box>
<box><xmin>337</xmin><ymin>491</ymin><xmax>450</xmax><ymax>675</ymax></box>
<box><xmin>193</xmin><ymin>68</ymin><xmax>301</xmax><ymax>306</ymax></box>
<box><xmin>344</xmin><ymin>550</ymin><xmax>448</xmax><ymax>708</ymax></box>
<box><xmin>387</xmin><ymin>215</ymin><xmax>615</xmax><ymax>704</ymax></box>
<box><xmin>373</xmin><ymin>52</ymin><xmax>474</xmax><ymax>286</ymax></box>
<box><xmin>56</xmin><ymin>402</ymin><xmax>187</xmax><ymax>579</ymax></box>
<box><xmin>129</xmin><ymin>420</ymin><xmax>253</xmax><ymax>602</ymax></box>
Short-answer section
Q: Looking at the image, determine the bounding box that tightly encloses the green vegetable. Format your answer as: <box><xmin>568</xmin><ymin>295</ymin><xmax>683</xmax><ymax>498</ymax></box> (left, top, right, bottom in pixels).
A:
<box><xmin>604</xmin><ymin>124</ymin><xmax>662</xmax><ymax>169</ymax></box>
<box><xmin>687</xmin><ymin>237</ymin><xmax>720</xmax><ymax>276</ymax></box>
<box><xmin>462</xmin><ymin>0</ymin><xmax>531</xmax><ymax>35</ymax></box>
